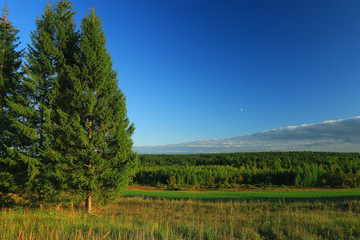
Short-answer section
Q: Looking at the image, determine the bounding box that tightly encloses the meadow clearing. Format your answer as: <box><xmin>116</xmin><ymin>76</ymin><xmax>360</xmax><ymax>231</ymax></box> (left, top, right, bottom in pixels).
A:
<box><xmin>1</xmin><ymin>188</ymin><xmax>360</xmax><ymax>239</ymax></box>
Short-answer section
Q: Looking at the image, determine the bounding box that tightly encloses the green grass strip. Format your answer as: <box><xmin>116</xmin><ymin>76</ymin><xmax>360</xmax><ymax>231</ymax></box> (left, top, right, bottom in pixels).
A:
<box><xmin>122</xmin><ymin>189</ymin><xmax>360</xmax><ymax>201</ymax></box>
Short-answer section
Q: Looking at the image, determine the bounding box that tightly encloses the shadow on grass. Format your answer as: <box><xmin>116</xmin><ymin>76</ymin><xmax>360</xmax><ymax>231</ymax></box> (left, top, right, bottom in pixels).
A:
<box><xmin>0</xmin><ymin>194</ymin><xmax>53</xmax><ymax>209</ymax></box>
<box><xmin>122</xmin><ymin>194</ymin><xmax>360</xmax><ymax>203</ymax></box>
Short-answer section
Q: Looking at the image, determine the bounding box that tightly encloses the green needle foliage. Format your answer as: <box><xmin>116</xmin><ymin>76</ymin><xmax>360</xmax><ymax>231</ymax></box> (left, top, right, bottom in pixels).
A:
<box><xmin>0</xmin><ymin>1</ymin><xmax>137</xmax><ymax>211</ymax></box>
<box><xmin>74</xmin><ymin>8</ymin><xmax>137</xmax><ymax>212</ymax></box>
<box><xmin>41</xmin><ymin>7</ymin><xmax>138</xmax><ymax>212</ymax></box>
<box><xmin>14</xmin><ymin>1</ymin><xmax>81</xmax><ymax>203</ymax></box>
<box><xmin>0</xmin><ymin>4</ymin><xmax>25</xmax><ymax>195</ymax></box>
<box><xmin>29</xmin><ymin>2</ymin><xmax>137</xmax><ymax>210</ymax></box>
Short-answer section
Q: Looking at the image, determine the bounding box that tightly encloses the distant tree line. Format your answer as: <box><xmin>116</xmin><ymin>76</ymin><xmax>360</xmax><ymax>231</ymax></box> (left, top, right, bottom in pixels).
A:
<box><xmin>134</xmin><ymin>152</ymin><xmax>360</xmax><ymax>189</ymax></box>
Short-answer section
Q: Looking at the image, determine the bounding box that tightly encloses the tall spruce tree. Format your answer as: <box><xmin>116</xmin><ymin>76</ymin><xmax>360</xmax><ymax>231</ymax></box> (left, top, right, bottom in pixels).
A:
<box><xmin>37</xmin><ymin>0</ymin><xmax>81</xmax><ymax>203</ymax></box>
<box><xmin>38</xmin><ymin>7</ymin><xmax>138</xmax><ymax>213</ymax></box>
<box><xmin>0</xmin><ymin>4</ymin><xmax>26</xmax><ymax>196</ymax></box>
<box><xmin>8</xmin><ymin>0</ymin><xmax>80</xmax><ymax>203</ymax></box>
<box><xmin>20</xmin><ymin>2</ymin><xmax>58</xmax><ymax>202</ymax></box>
<box><xmin>72</xmin><ymin>8</ymin><xmax>137</xmax><ymax>213</ymax></box>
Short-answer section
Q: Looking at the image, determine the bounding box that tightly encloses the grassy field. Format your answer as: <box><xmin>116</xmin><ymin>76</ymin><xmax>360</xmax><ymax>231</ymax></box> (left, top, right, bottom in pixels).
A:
<box><xmin>1</xmin><ymin>189</ymin><xmax>360</xmax><ymax>239</ymax></box>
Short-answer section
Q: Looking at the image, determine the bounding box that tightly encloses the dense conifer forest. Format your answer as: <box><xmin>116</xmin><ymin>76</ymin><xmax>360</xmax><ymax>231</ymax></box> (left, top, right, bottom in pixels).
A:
<box><xmin>135</xmin><ymin>152</ymin><xmax>360</xmax><ymax>189</ymax></box>
<box><xmin>0</xmin><ymin>1</ymin><xmax>137</xmax><ymax>212</ymax></box>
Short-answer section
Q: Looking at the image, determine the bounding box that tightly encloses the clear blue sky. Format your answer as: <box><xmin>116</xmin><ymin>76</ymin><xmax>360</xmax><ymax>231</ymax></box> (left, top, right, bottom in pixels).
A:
<box><xmin>6</xmin><ymin>0</ymin><xmax>360</xmax><ymax>146</ymax></box>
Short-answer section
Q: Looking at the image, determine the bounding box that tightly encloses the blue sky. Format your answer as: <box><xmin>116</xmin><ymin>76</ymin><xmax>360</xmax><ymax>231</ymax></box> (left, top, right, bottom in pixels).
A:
<box><xmin>6</xmin><ymin>0</ymin><xmax>360</xmax><ymax>147</ymax></box>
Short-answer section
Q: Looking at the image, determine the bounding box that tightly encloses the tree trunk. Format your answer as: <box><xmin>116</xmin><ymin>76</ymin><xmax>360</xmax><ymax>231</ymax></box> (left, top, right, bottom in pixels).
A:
<box><xmin>0</xmin><ymin>91</ymin><xmax>3</xmax><ymax>118</ymax></box>
<box><xmin>85</xmin><ymin>117</ymin><xmax>93</xmax><ymax>214</ymax></box>
<box><xmin>85</xmin><ymin>193</ymin><xmax>92</xmax><ymax>214</ymax></box>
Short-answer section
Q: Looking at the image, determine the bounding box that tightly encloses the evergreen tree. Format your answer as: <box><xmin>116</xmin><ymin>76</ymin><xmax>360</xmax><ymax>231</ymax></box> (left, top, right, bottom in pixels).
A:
<box><xmin>20</xmin><ymin>2</ymin><xmax>58</xmax><ymax>202</ymax></box>
<box><xmin>0</xmin><ymin>3</ymin><xmax>26</xmax><ymax>196</ymax></box>
<box><xmin>7</xmin><ymin>0</ymin><xmax>80</xmax><ymax>203</ymax></box>
<box><xmin>62</xmin><ymin>8</ymin><xmax>137</xmax><ymax>213</ymax></box>
<box><xmin>37</xmin><ymin>0</ymin><xmax>81</xmax><ymax>203</ymax></box>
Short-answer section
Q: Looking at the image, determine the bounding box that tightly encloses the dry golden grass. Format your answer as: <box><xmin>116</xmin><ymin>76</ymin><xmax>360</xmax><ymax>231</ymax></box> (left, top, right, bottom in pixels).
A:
<box><xmin>1</xmin><ymin>197</ymin><xmax>359</xmax><ymax>239</ymax></box>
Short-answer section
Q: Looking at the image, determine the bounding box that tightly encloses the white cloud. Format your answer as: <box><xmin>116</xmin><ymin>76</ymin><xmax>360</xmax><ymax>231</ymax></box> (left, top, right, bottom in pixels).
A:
<box><xmin>134</xmin><ymin>116</ymin><xmax>360</xmax><ymax>154</ymax></box>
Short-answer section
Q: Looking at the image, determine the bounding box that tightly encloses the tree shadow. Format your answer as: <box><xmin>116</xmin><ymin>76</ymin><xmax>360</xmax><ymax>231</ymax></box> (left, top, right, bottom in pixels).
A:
<box><xmin>122</xmin><ymin>194</ymin><xmax>360</xmax><ymax>203</ymax></box>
